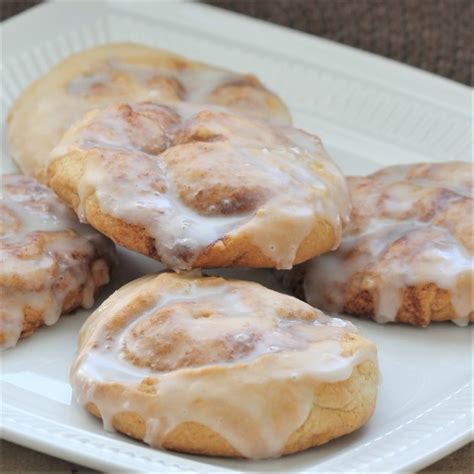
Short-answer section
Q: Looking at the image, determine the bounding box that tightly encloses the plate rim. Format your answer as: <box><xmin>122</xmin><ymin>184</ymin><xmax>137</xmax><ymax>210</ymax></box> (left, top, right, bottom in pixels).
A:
<box><xmin>2</xmin><ymin>380</ymin><xmax>472</xmax><ymax>472</ymax></box>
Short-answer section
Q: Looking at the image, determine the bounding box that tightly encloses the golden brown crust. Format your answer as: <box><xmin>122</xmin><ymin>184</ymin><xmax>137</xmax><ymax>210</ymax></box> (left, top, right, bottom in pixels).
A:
<box><xmin>343</xmin><ymin>280</ymin><xmax>474</xmax><ymax>327</ymax></box>
<box><xmin>294</xmin><ymin>161</ymin><xmax>474</xmax><ymax>326</ymax></box>
<box><xmin>47</xmin><ymin>103</ymin><xmax>349</xmax><ymax>270</ymax></box>
<box><xmin>48</xmin><ymin>157</ymin><xmax>338</xmax><ymax>269</ymax></box>
<box><xmin>0</xmin><ymin>258</ymin><xmax>110</xmax><ymax>344</ymax></box>
<box><xmin>48</xmin><ymin>162</ymin><xmax>336</xmax><ymax>268</ymax></box>
<box><xmin>84</xmin><ymin>359</ymin><xmax>377</xmax><ymax>458</ymax></box>
<box><xmin>293</xmin><ymin>265</ymin><xmax>474</xmax><ymax>327</ymax></box>
<box><xmin>71</xmin><ymin>273</ymin><xmax>378</xmax><ymax>458</ymax></box>
<box><xmin>0</xmin><ymin>174</ymin><xmax>115</xmax><ymax>348</ymax></box>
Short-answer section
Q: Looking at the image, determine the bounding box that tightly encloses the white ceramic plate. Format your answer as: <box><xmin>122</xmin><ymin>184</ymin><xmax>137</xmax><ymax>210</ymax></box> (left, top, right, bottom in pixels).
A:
<box><xmin>1</xmin><ymin>1</ymin><xmax>472</xmax><ymax>472</ymax></box>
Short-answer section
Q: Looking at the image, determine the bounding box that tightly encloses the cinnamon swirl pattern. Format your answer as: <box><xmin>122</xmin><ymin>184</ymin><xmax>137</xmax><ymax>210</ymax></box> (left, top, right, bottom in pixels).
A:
<box><xmin>299</xmin><ymin>161</ymin><xmax>474</xmax><ymax>326</ymax></box>
<box><xmin>7</xmin><ymin>43</ymin><xmax>290</xmax><ymax>181</ymax></box>
<box><xmin>71</xmin><ymin>272</ymin><xmax>378</xmax><ymax>459</ymax></box>
<box><xmin>0</xmin><ymin>174</ymin><xmax>115</xmax><ymax>349</ymax></box>
<box><xmin>47</xmin><ymin>102</ymin><xmax>350</xmax><ymax>270</ymax></box>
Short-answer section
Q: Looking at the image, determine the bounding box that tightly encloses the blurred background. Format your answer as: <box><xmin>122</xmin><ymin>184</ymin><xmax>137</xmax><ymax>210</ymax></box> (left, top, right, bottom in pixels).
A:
<box><xmin>2</xmin><ymin>0</ymin><xmax>472</xmax><ymax>86</ymax></box>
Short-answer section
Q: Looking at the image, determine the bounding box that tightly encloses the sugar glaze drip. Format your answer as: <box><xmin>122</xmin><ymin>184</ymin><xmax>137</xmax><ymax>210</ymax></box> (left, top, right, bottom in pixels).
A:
<box><xmin>50</xmin><ymin>102</ymin><xmax>350</xmax><ymax>270</ymax></box>
<box><xmin>0</xmin><ymin>174</ymin><xmax>114</xmax><ymax>349</ymax></box>
<box><xmin>304</xmin><ymin>162</ymin><xmax>474</xmax><ymax>325</ymax></box>
<box><xmin>71</xmin><ymin>273</ymin><xmax>377</xmax><ymax>459</ymax></box>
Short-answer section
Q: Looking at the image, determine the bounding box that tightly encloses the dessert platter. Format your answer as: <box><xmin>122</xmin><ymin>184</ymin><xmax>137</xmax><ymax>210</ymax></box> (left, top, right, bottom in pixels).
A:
<box><xmin>1</xmin><ymin>2</ymin><xmax>472</xmax><ymax>472</ymax></box>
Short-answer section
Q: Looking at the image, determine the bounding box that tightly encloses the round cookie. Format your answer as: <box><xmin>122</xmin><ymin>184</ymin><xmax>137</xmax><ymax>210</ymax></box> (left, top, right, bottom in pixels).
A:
<box><xmin>298</xmin><ymin>161</ymin><xmax>474</xmax><ymax>326</ymax></box>
<box><xmin>71</xmin><ymin>272</ymin><xmax>379</xmax><ymax>459</ymax></box>
<box><xmin>7</xmin><ymin>42</ymin><xmax>291</xmax><ymax>181</ymax></box>
<box><xmin>47</xmin><ymin>101</ymin><xmax>350</xmax><ymax>270</ymax></box>
<box><xmin>0</xmin><ymin>174</ymin><xmax>115</xmax><ymax>349</ymax></box>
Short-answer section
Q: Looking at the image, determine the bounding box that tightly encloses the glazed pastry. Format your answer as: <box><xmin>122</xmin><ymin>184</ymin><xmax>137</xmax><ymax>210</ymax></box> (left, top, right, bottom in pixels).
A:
<box><xmin>0</xmin><ymin>174</ymin><xmax>115</xmax><ymax>349</ymax></box>
<box><xmin>7</xmin><ymin>42</ymin><xmax>290</xmax><ymax>181</ymax></box>
<box><xmin>296</xmin><ymin>161</ymin><xmax>473</xmax><ymax>326</ymax></box>
<box><xmin>71</xmin><ymin>272</ymin><xmax>378</xmax><ymax>459</ymax></box>
<box><xmin>46</xmin><ymin>101</ymin><xmax>350</xmax><ymax>270</ymax></box>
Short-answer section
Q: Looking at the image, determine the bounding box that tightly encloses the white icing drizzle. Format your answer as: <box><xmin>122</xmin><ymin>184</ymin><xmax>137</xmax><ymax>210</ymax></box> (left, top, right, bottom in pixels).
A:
<box><xmin>67</xmin><ymin>58</ymin><xmax>289</xmax><ymax>123</ymax></box>
<box><xmin>0</xmin><ymin>174</ymin><xmax>115</xmax><ymax>349</ymax></box>
<box><xmin>8</xmin><ymin>44</ymin><xmax>290</xmax><ymax>181</ymax></box>
<box><xmin>50</xmin><ymin>102</ymin><xmax>350</xmax><ymax>270</ymax></box>
<box><xmin>71</xmin><ymin>273</ymin><xmax>377</xmax><ymax>459</ymax></box>
<box><xmin>304</xmin><ymin>162</ymin><xmax>474</xmax><ymax>325</ymax></box>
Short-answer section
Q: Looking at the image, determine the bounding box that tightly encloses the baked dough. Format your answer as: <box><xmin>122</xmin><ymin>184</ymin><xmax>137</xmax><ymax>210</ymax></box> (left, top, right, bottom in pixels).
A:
<box><xmin>47</xmin><ymin>102</ymin><xmax>350</xmax><ymax>270</ymax></box>
<box><xmin>70</xmin><ymin>272</ymin><xmax>378</xmax><ymax>459</ymax></box>
<box><xmin>297</xmin><ymin>161</ymin><xmax>474</xmax><ymax>326</ymax></box>
<box><xmin>0</xmin><ymin>174</ymin><xmax>115</xmax><ymax>349</ymax></box>
<box><xmin>7</xmin><ymin>42</ymin><xmax>290</xmax><ymax>181</ymax></box>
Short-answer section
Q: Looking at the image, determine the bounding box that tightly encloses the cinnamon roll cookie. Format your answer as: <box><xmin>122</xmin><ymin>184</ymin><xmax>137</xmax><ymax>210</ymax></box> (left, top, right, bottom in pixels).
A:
<box><xmin>71</xmin><ymin>272</ymin><xmax>378</xmax><ymax>459</ymax></box>
<box><xmin>0</xmin><ymin>174</ymin><xmax>115</xmax><ymax>349</ymax></box>
<box><xmin>7</xmin><ymin>42</ymin><xmax>290</xmax><ymax>181</ymax></box>
<box><xmin>46</xmin><ymin>102</ymin><xmax>350</xmax><ymax>270</ymax></box>
<box><xmin>295</xmin><ymin>161</ymin><xmax>473</xmax><ymax>326</ymax></box>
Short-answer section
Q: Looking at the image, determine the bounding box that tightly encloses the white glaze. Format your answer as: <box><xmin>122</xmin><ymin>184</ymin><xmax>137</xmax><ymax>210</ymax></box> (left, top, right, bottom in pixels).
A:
<box><xmin>50</xmin><ymin>102</ymin><xmax>350</xmax><ymax>270</ymax></box>
<box><xmin>69</xmin><ymin>58</ymin><xmax>288</xmax><ymax>122</ymax></box>
<box><xmin>71</xmin><ymin>273</ymin><xmax>377</xmax><ymax>459</ymax></box>
<box><xmin>9</xmin><ymin>44</ymin><xmax>290</xmax><ymax>181</ymax></box>
<box><xmin>0</xmin><ymin>174</ymin><xmax>114</xmax><ymax>349</ymax></box>
<box><xmin>304</xmin><ymin>162</ymin><xmax>474</xmax><ymax>325</ymax></box>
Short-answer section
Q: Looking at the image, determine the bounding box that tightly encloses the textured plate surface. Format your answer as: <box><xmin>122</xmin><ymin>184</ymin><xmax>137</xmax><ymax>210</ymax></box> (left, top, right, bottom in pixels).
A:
<box><xmin>1</xmin><ymin>1</ymin><xmax>472</xmax><ymax>472</ymax></box>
